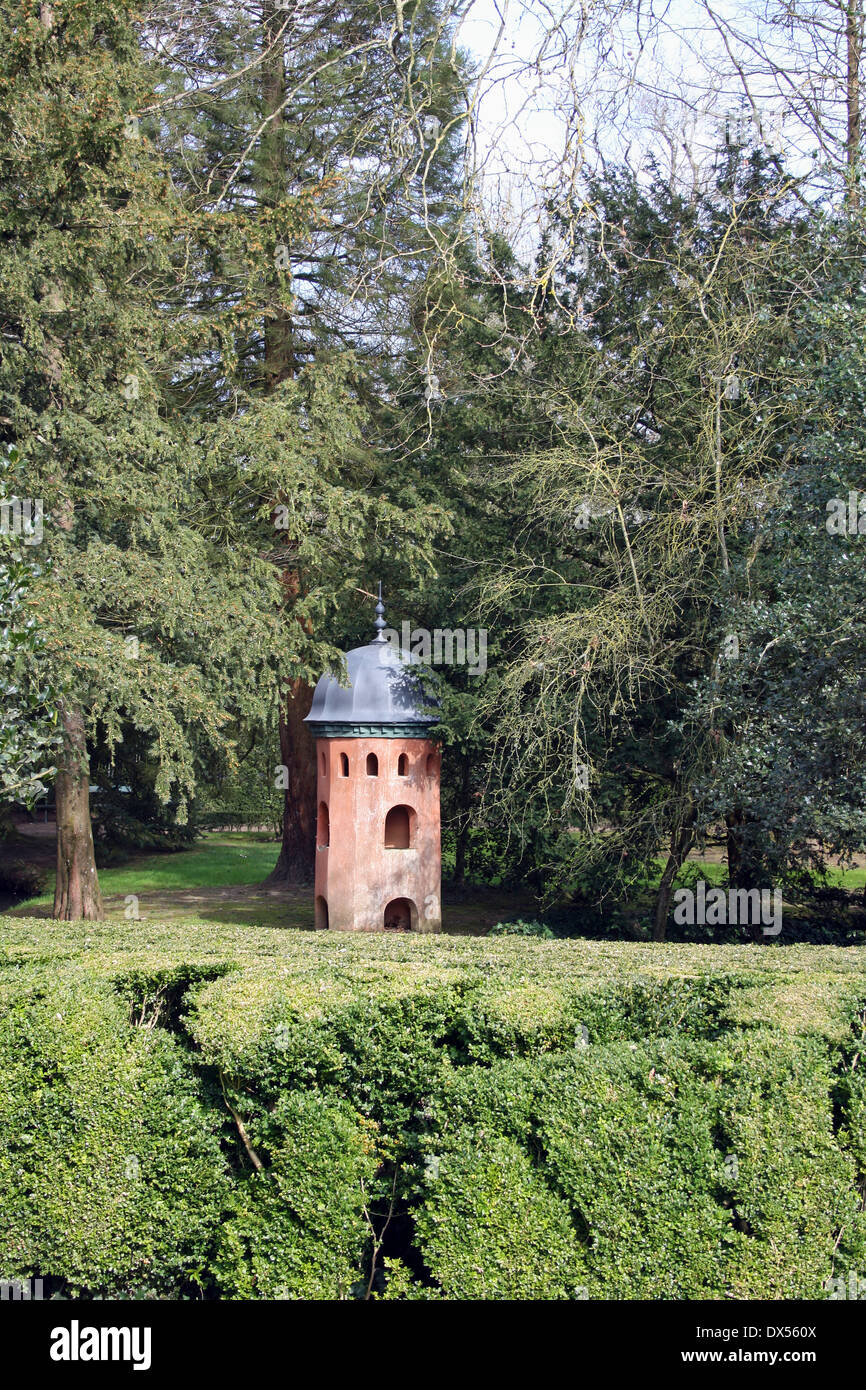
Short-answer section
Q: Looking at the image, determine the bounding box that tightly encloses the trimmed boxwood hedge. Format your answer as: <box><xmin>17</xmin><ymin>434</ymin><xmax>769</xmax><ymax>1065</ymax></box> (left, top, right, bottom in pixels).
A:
<box><xmin>1</xmin><ymin>917</ymin><xmax>865</xmax><ymax>1299</ymax></box>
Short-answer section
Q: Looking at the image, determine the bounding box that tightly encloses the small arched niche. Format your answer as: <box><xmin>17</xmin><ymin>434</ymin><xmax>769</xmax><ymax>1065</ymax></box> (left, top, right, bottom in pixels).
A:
<box><xmin>384</xmin><ymin>897</ymin><xmax>415</xmax><ymax>931</ymax></box>
<box><xmin>315</xmin><ymin>895</ymin><xmax>329</xmax><ymax>930</ymax></box>
<box><xmin>316</xmin><ymin>801</ymin><xmax>330</xmax><ymax>849</ymax></box>
<box><xmin>320</xmin><ymin>750</ymin><xmax>326</xmax><ymax>776</ymax></box>
<box><xmin>384</xmin><ymin>804</ymin><xmax>415</xmax><ymax>849</ymax></box>
<box><xmin>339</xmin><ymin>751</ymin><xmax>349</xmax><ymax>777</ymax></box>
<box><xmin>426</xmin><ymin>752</ymin><xmax>438</xmax><ymax>776</ymax></box>
<box><xmin>366</xmin><ymin>751</ymin><xmax>378</xmax><ymax>777</ymax></box>
<box><xmin>397</xmin><ymin>752</ymin><xmax>408</xmax><ymax>777</ymax></box>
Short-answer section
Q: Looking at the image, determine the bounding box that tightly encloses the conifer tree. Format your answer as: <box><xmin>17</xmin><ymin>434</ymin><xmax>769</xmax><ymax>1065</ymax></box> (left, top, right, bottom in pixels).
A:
<box><xmin>0</xmin><ymin>0</ymin><xmax>433</xmax><ymax>915</ymax></box>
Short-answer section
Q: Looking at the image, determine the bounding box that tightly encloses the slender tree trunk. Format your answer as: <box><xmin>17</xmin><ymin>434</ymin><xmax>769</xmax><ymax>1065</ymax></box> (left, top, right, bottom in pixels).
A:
<box><xmin>652</xmin><ymin>811</ymin><xmax>694</xmax><ymax>941</ymax></box>
<box><xmin>258</xmin><ymin>1</ymin><xmax>317</xmax><ymax>883</ymax></box>
<box><xmin>265</xmin><ymin>680</ymin><xmax>316</xmax><ymax>885</ymax></box>
<box><xmin>53</xmin><ymin>705</ymin><xmax>103</xmax><ymax>921</ymax></box>
<box><xmin>847</xmin><ymin>0</ymin><xmax>863</xmax><ymax>208</ymax></box>
<box><xmin>726</xmin><ymin>806</ymin><xmax>762</xmax><ymax>890</ymax></box>
<box><xmin>454</xmin><ymin>824</ymin><xmax>467</xmax><ymax>887</ymax></box>
<box><xmin>725</xmin><ymin>808</ymin><xmax>743</xmax><ymax>887</ymax></box>
<box><xmin>453</xmin><ymin>757</ymin><xmax>471</xmax><ymax>886</ymax></box>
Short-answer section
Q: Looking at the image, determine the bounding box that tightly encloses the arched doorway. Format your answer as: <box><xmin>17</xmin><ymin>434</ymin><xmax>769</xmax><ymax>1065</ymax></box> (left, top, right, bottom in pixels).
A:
<box><xmin>384</xmin><ymin>804</ymin><xmax>415</xmax><ymax>849</ymax></box>
<box><xmin>384</xmin><ymin>897</ymin><xmax>415</xmax><ymax>931</ymax></box>
<box><xmin>315</xmin><ymin>895</ymin><xmax>329</xmax><ymax>930</ymax></box>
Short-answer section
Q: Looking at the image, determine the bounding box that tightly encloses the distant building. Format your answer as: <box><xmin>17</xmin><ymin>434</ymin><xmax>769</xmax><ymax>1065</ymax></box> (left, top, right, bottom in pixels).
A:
<box><xmin>304</xmin><ymin>588</ymin><xmax>442</xmax><ymax>932</ymax></box>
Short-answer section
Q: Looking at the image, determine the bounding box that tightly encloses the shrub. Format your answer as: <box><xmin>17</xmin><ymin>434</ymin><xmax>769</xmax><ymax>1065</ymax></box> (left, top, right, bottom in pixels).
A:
<box><xmin>488</xmin><ymin>918</ymin><xmax>556</xmax><ymax>938</ymax></box>
<box><xmin>413</xmin><ymin>1135</ymin><xmax>588</xmax><ymax>1299</ymax></box>
<box><xmin>1</xmin><ymin>918</ymin><xmax>865</xmax><ymax>1300</ymax></box>
<box><xmin>0</xmin><ymin>860</ymin><xmax>46</xmax><ymax>899</ymax></box>
<box><xmin>0</xmin><ymin>972</ymin><xmax>229</xmax><ymax>1297</ymax></box>
<box><xmin>212</xmin><ymin>1092</ymin><xmax>379</xmax><ymax>1300</ymax></box>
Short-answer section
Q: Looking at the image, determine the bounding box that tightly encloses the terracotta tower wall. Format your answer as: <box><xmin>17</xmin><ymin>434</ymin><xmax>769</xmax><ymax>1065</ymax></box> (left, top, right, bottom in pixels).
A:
<box><xmin>313</xmin><ymin>735</ymin><xmax>441</xmax><ymax>932</ymax></box>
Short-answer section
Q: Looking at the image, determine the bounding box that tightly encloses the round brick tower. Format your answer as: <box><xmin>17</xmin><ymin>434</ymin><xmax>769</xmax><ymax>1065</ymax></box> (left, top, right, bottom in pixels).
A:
<box><xmin>303</xmin><ymin>589</ymin><xmax>441</xmax><ymax>933</ymax></box>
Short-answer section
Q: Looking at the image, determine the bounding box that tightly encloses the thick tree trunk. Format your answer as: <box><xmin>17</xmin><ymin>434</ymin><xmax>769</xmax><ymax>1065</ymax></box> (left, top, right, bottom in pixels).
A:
<box><xmin>265</xmin><ymin>680</ymin><xmax>317</xmax><ymax>885</ymax></box>
<box><xmin>652</xmin><ymin>812</ymin><xmax>695</xmax><ymax>942</ymax></box>
<box><xmin>53</xmin><ymin>706</ymin><xmax>103</xmax><ymax>921</ymax></box>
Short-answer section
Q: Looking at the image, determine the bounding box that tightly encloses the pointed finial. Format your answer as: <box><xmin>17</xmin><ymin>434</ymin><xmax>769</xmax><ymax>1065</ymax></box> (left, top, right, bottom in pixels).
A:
<box><xmin>372</xmin><ymin>579</ymin><xmax>387</xmax><ymax>642</ymax></box>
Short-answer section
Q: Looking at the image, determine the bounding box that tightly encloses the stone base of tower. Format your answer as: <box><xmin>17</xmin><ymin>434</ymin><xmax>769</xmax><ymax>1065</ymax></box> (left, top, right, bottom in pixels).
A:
<box><xmin>313</xmin><ymin>735</ymin><xmax>441</xmax><ymax>933</ymax></box>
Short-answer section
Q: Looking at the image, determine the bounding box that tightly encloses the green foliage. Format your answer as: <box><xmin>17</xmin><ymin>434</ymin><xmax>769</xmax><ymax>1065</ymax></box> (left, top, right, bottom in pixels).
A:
<box><xmin>1</xmin><ymin>918</ymin><xmax>865</xmax><ymax>1299</ymax></box>
<box><xmin>413</xmin><ymin>1134</ymin><xmax>588</xmax><ymax>1299</ymax></box>
<box><xmin>0</xmin><ymin>1</ymin><xmax>445</xmax><ymax>864</ymax></box>
<box><xmin>212</xmin><ymin>1092</ymin><xmax>378</xmax><ymax>1300</ymax></box>
<box><xmin>0</xmin><ymin>971</ymin><xmax>228</xmax><ymax>1297</ymax></box>
<box><xmin>0</xmin><ymin>451</ymin><xmax>61</xmax><ymax>806</ymax></box>
<box><xmin>489</xmin><ymin>918</ymin><xmax>556</xmax><ymax>938</ymax></box>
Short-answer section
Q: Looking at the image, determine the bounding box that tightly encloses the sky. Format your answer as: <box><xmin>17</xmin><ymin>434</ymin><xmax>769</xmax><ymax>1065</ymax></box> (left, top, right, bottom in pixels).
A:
<box><xmin>448</xmin><ymin>0</ymin><xmax>835</xmax><ymax>232</ymax></box>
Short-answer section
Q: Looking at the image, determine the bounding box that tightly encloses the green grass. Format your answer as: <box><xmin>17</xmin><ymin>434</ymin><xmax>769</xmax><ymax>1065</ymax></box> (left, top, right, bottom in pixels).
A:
<box><xmin>669</xmin><ymin>857</ymin><xmax>866</xmax><ymax>890</ymax></box>
<box><xmin>827</xmin><ymin>864</ymin><xmax>866</xmax><ymax>890</ymax></box>
<box><xmin>20</xmin><ymin>832</ymin><xmax>280</xmax><ymax>905</ymax></box>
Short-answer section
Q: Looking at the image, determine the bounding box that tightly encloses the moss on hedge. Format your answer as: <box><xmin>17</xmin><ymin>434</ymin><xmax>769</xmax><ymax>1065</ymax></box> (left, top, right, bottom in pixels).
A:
<box><xmin>1</xmin><ymin>915</ymin><xmax>865</xmax><ymax>1299</ymax></box>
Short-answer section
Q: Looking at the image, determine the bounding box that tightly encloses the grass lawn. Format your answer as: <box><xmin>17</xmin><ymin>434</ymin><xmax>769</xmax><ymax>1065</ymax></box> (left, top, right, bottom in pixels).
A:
<box><xmin>21</xmin><ymin>831</ymin><xmax>281</xmax><ymax>901</ymax></box>
<box><xmin>5</xmin><ymin>830</ymin><xmax>864</xmax><ymax>936</ymax></box>
<box><xmin>7</xmin><ymin>831</ymin><xmax>538</xmax><ymax>935</ymax></box>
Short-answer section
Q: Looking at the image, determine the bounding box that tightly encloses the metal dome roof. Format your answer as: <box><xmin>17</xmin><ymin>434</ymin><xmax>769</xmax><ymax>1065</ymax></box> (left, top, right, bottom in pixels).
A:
<box><xmin>307</xmin><ymin>636</ymin><xmax>439</xmax><ymax>733</ymax></box>
<box><xmin>304</xmin><ymin>638</ymin><xmax>437</xmax><ymax>730</ymax></box>
<box><xmin>306</xmin><ymin>586</ymin><xmax>438</xmax><ymax>733</ymax></box>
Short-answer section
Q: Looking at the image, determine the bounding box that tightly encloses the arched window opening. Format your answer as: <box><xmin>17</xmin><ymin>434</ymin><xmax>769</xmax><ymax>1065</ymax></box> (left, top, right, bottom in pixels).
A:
<box><xmin>320</xmin><ymin>750</ymin><xmax>326</xmax><ymax>776</ymax></box>
<box><xmin>384</xmin><ymin>804</ymin><xmax>414</xmax><ymax>850</ymax></box>
<box><xmin>316</xmin><ymin>801</ymin><xmax>330</xmax><ymax>849</ymax></box>
<box><xmin>426</xmin><ymin>753</ymin><xmax>437</xmax><ymax>777</ymax></box>
<box><xmin>366</xmin><ymin>752</ymin><xmax>378</xmax><ymax>777</ymax></box>
<box><xmin>339</xmin><ymin>752</ymin><xmax>349</xmax><ymax>777</ymax></box>
<box><xmin>315</xmin><ymin>896</ymin><xmax>329</xmax><ymax>930</ymax></box>
<box><xmin>384</xmin><ymin>898</ymin><xmax>415</xmax><ymax>931</ymax></box>
<box><xmin>397</xmin><ymin>752</ymin><xmax>408</xmax><ymax>777</ymax></box>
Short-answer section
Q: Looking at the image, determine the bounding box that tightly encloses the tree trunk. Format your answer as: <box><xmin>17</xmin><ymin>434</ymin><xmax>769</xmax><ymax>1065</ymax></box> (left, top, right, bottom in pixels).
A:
<box><xmin>652</xmin><ymin>812</ymin><xmax>694</xmax><ymax>941</ymax></box>
<box><xmin>453</xmin><ymin>757</ymin><xmax>471</xmax><ymax>886</ymax></box>
<box><xmin>454</xmin><ymin>824</ymin><xmax>467</xmax><ymax>887</ymax></box>
<box><xmin>53</xmin><ymin>705</ymin><xmax>103</xmax><ymax>921</ymax></box>
<box><xmin>725</xmin><ymin>806</ymin><xmax>762</xmax><ymax>890</ymax></box>
<box><xmin>846</xmin><ymin>0</ymin><xmax>863</xmax><ymax>208</ymax></box>
<box><xmin>725</xmin><ymin>808</ymin><xmax>743</xmax><ymax>887</ymax></box>
<box><xmin>257</xmin><ymin>1</ymin><xmax>316</xmax><ymax>881</ymax></box>
<box><xmin>265</xmin><ymin>679</ymin><xmax>317</xmax><ymax>885</ymax></box>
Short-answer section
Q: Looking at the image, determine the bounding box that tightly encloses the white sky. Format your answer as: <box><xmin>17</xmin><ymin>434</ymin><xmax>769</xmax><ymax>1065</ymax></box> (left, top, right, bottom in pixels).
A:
<box><xmin>450</xmin><ymin>0</ymin><xmax>836</xmax><ymax>227</ymax></box>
